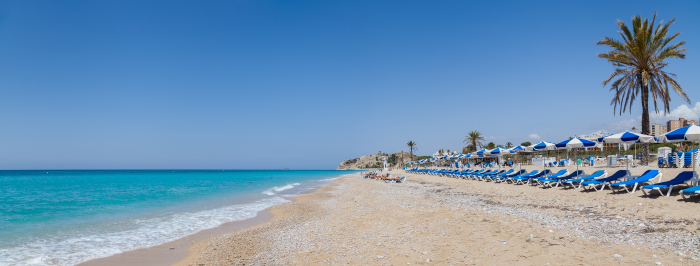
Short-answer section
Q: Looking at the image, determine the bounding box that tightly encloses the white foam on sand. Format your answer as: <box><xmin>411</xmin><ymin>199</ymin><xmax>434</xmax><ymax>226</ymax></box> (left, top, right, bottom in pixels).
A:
<box><xmin>261</xmin><ymin>183</ymin><xmax>301</xmax><ymax>195</ymax></box>
<box><xmin>0</xmin><ymin>197</ymin><xmax>290</xmax><ymax>266</ymax></box>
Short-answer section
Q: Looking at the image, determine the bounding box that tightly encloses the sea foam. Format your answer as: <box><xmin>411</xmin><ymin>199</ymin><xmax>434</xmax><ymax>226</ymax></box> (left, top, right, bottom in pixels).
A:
<box><xmin>262</xmin><ymin>183</ymin><xmax>300</xmax><ymax>195</ymax></box>
<box><xmin>0</xmin><ymin>197</ymin><xmax>289</xmax><ymax>266</ymax></box>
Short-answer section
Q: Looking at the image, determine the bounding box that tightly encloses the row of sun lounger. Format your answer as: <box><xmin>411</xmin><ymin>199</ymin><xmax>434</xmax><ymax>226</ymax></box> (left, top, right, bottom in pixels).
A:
<box><xmin>406</xmin><ymin>167</ymin><xmax>700</xmax><ymax>198</ymax></box>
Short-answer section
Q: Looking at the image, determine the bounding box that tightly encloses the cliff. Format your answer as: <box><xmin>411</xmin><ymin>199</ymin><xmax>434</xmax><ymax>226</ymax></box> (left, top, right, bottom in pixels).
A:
<box><xmin>337</xmin><ymin>151</ymin><xmax>415</xmax><ymax>170</ymax></box>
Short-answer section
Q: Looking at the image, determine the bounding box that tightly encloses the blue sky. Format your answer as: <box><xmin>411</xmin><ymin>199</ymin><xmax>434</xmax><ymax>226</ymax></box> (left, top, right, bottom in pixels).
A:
<box><xmin>1</xmin><ymin>1</ymin><xmax>699</xmax><ymax>169</ymax></box>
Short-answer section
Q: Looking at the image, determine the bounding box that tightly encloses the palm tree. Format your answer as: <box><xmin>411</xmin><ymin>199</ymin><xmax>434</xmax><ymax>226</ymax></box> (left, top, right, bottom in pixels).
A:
<box><xmin>464</xmin><ymin>131</ymin><xmax>485</xmax><ymax>152</ymax></box>
<box><xmin>520</xmin><ymin>141</ymin><xmax>531</xmax><ymax>147</ymax></box>
<box><xmin>407</xmin><ymin>141</ymin><xmax>417</xmax><ymax>160</ymax></box>
<box><xmin>496</xmin><ymin>144</ymin><xmax>504</xmax><ymax>148</ymax></box>
<box><xmin>505</xmin><ymin>142</ymin><xmax>513</xmax><ymax>148</ymax></box>
<box><xmin>462</xmin><ymin>146</ymin><xmax>470</xmax><ymax>154</ymax></box>
<box><xmin>597</xmin><ymin>13</ymin><xmax>689</xmax><ymax>165</ymax></box>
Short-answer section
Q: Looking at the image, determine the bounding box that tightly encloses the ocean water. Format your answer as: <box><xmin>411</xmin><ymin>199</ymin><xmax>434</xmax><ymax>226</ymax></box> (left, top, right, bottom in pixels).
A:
<box><xmin>0</xmin><ymin>170</ymin><xmax>357</xmax><ymax>266</ymax></box>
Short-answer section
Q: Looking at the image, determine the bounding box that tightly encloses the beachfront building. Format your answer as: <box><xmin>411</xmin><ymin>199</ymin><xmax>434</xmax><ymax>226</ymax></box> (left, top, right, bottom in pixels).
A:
<box><xmin>668</xmin><ymin>120</ymin><xmax>682</xmax><ymax>132</ymax></box>
<box><xmin>651</xmin><ymin>123</ymin><xmax>667</xmax><ymax>137</ymax></box>
<box><xmin>667</xmin><ymin>118</ymin><xmax>698</xmax><ymax>132</ymax></box>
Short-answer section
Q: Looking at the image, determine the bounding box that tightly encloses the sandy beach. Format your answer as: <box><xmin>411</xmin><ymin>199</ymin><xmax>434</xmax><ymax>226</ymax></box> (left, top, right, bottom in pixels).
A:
<box><xmin>113</xmin><ymin>163</ymin><xmax>699</xmax><ymax>266</ymax></box>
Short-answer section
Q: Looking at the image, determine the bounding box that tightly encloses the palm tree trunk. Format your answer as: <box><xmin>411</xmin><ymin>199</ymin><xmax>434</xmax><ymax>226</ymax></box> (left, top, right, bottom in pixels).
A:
<box><xmin>641</xmin><ymin>83</ymin><xmax>650</xmax><ymax>165</ymax></box>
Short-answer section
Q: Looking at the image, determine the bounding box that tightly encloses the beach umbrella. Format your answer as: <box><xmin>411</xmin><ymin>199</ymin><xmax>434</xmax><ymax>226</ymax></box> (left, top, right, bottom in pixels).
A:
<box><xmin>659</xmin><ymin>125</ymin><xmax>700</xmax><ymax>182</ymax></box>
<box><xmin>510</xmin><ymin>146</ymin><xmax>526</xmax><ymax>152</ymax></box>
<box><xmin>476</xmin><ymin>149</ymin><xmax>491</xmax><ymax>155</ymax></box>
<box><xmin>533</xmin><ymin>141</ymin><xmax>557</xmax><ymax>151</ymax></box>
<box><xmin>488</xmin><ymin>148</ymin><xmax>513</xmax><ymax>169</ymax></box>
<box><xmin>532</xmin><ymin>141</ymin><xmax>556</xmax><ymax>172</ymax></box>
<box><xmin>487</xmin><ymin>148</ymin><xmax>509</xmax><ymax>155</ymax></box>
<box><xmin>508</xmin><ymin>146</ymin><xmax>527</xmax><ymax>172</ymax></box>
<box><xmin>658</xmin><ymin>125</ymin><xmax>700</xmax><ymax>142</ymax></box>
<box><xmin>555</xmin><ymin>138</ymin><xmax>597</xmax><ymax>172</ymax></box>
<box><xmin>599</xmin><ymin>131</ymin><xmax>656</xmax><ymax>144</ymax></box>
<box><xmin>599</xmin><ymin>131</ymin><xmax>656</xmax><ymax>171</ymax></box>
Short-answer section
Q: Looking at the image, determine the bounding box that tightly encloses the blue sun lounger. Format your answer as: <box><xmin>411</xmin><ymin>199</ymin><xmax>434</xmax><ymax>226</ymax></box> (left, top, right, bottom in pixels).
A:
<box><xmin>641</xmin><ymin>171</ymin><xmax>694</xmax><ymax>197</ymax></box>
<box><xmin>581</xmin><ymin>170</ymin><xmax>630</xmax><ymax>192</ymax></box>
<box><xmin>459</xmin><ymin>170</ymin><xmax>483</xmax><ymax>179</ymax></box>
<box><xmin>681</xmin><ymin>184</ymin><xmax>700</xmax><ymax>199</ymax></box>
<box><xmin>528</xmin><ymin>169</ymin><xmax>566</xmax><ymax>185</ymax></box>
<box><xmin>515</xmin><ymin>169</ymin><xmax>553</xmax><ymax>185</ymax></box>
<box><xmin>539</xmin><ymin>170</ymin><xmax>584</xmax><ymax>187</ymax></box>
<box><xmin>560</xmin><ymin>170</ymin><xmax>607</xmax><ymax>189</ymax></box>
<box><xmin>467</xmin><ymin>170</ymin><xmax>495</xmax><ymax>179</ymax></box>
<box><xmin>609</xmin><ymin>170</ymin><xmax>661</xmax><ymax>194</ymax></box>
<box><xmin>493</xmin><ymin>169</ymin><xmax>526</xmax><ymax>182</ymax></box>
<box><xmin>506</xmin><ymin>170</ymin><xmax>539</xmax><ymax>184</ymax></box>
<box><xmin>483</xmin><ymin>169</ymin><xmax>513</xmax><ymax>181</ymax></box>
<box><xmin>477</xmin><ymin>170</ymin><xmax>505</xmax><ymax>180</ymax></box>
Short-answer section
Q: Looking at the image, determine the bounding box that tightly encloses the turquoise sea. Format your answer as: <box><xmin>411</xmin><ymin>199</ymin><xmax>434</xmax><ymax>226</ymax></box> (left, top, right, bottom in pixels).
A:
<box><xmin>0</xmin><ymin>170</ymin><xmax>357</xmax><ymax>266</ymax></box>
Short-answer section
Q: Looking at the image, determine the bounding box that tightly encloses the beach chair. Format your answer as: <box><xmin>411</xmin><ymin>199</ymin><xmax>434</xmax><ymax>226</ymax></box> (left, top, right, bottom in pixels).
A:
<box><xmin>681</xmin><ymin>185</ymin><xmax>700</xmax><ymax>199</ymax></box>
<box><xmin>461</xmin><ymin>169</ymin><xmax>484</xmax><ymax>179</ymax></box>
<box><xmin>529</xmin><ymin>169</ymin><xmax>567</xmax><ymax>185</ymax></box>
<box><xmin>641</xmin><ymin>171</ymin><xmax>694</xmax><ymax>197</ymax></box>
<box><xmin>539</xmin><ymin>170</ymin><xmax>584</xmax><ymax>188</ymax></box>
<box><xmin>581</xmin><ymin>170</ymin><xmax>630</xmax><ymax>192</ymax></box>
<box><xmin>673</xmin><ymin>152</ymin><xmax>684</xmax><ymax>168</ymax></box>
<box><xmin>465</xmin><ymin>169</ymin><xmax>490</xmax><ymax>179</ymax></box>
<box><xmin>506</xmin><ymin>170</ymin><xmax>539</xmax><ymax>184</ymax></box>
<box><xmin>608</xmin><ymin>170</ymin><xmax>661</xmax><ymax>194</ymax></box>
<box><xmin>511</xmin><ymin>169</ymin><xmax>551</xmax><ymax>185</ymax></box>
<box><xmin>482</xmin><ymin>169</ymin><xmax>513</xmax><ymax>181</ymax></box>
<box><xmin>473</xmin><ymin>170</ymin><xmax>502</xmax><ymax>180</ymax></box>
<box><xmin>560</xmin><ymin>170</ymin><xmax>607</xmax><ymax>189</ymax></box>
<box><xmin>493</xmin><ymin>169</ymin><xmax>526</xmax><ymax>182</ymax></box>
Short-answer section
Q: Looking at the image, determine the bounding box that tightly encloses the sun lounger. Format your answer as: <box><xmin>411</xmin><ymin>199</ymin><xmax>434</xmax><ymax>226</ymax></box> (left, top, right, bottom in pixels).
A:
<box><xmin>560</xmin><ymin>170</ymin><xmax>607</xmax><ymax>189</ymax></box>
<box><xmin>492</xmin><ymin>169</ymin><xmax>525</xmax><ymax>182</ymax></box>
<box><xmin>506</xmin><ymin>170</ymin><xmax>539</xmax><ymax>184</ymax></box>
<box><xmin>609</xmin><ymin>170</ymin><xmax>661</xmax><ymax>194</ymax></box>
<box><xmin>480</xmin><ymin>169</ymin><xmax>509</xmax><ymax>181</ymax></box>
<box><xmin>681</xmin><ymin>184</ymin><xmax>700</xmax><ymax>199</ymax></box>
<box><xmin>641</xmin><ymin>171</ymin><xmax>694</xmax><ymax>197</ymax></box>
<box><xmin>474</xmin><ymin>170</ymin><xmax>503</xmax><ymax>180</ymax></box>
<box><xmin>539</xmin><ymin>170</ymin><xmax>584</xmax><ymax>187</ymax></box>
<box><xmin>528</xmin><ymin>169</ymin><xmax>566</xmax><ymax>185</ymax></box>
<box><xmin>469</xmin><ymin>170</ymin><xmax>497</xmax><ymax>180</ymax></box>
<box><xmin>483</xmin><ymin>169</ymin><xmax>513</xmax><ymax>181</ymax></box>
<box><xmin>580</xmin><ymin>170</ymin><xmax>630</xmax><ymax>192</ymax></box>
<box><xmin>462</xmin><ymin>169</ymin><xmax>485</xmax><ymax>179</ymax></box>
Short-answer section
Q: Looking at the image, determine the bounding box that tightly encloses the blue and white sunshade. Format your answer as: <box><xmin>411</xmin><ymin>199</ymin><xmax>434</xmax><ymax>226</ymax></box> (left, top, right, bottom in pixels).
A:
<box><xmin>510</xmin><ymin>145</ymin><xmax>526</xmax><ymax>152</ymax></box>
<box><xmin>658</xmin><ymin>125</ymin><xmax>700</xmax><ymax>142</ymax></box>
<box><xmin>532</xmin><ymin>141</ymin><xmax>557</xmax><ymax>151</ymax></box>
<box><xmin>476</xmin><ymin>149</ymin><xmax>490</xmax><ymax>155</ymax></box>
<box><xmin>555</xmin><ymin>138</ymin><xmax>597</xmax><ymax>149</ymax></box>
<box><xmin>487</xmin><ymin>148</ymin><xmax>509</xmax><ymax>155</ymax></box>
<box><xmin>598</xmin><ymin>131</ymin><xmax>655</xmax><ymax>144</ymax></box>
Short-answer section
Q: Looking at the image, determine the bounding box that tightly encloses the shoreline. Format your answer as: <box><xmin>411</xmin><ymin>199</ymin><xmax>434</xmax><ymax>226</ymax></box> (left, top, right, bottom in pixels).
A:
<box><xmin>82</xmin><ymin>167</ymin><xmax>700</xmax><ymax>265</ymax></box>
<box><xmin>78</xmin><ymin>184</ymin><xmax>328</xmax><ymax>266</ymax></box>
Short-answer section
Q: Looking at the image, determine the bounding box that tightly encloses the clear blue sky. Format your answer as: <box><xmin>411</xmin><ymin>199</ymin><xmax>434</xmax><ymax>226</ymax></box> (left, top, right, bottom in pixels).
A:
<box><xmin>1</xmin><ymin>1</ymin><xmax>699</xmax><ymax>169</ymax></box>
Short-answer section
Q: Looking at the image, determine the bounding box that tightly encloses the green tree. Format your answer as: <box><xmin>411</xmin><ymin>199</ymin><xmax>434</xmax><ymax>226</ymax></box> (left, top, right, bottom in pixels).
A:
<box><xmin>464</xmin><ymin>145</ymin><xmax>475</xmax><ymax>153</ymax></box>
<box><xmin>486</xmin><ymin>142</ymin><xmax>496</xmax><ymax>149</ymax></box>
<box><xmin>520</xmin><ymin>141</ymin><xmax>532</xmax><ymax>147</ymax></box>
<box><xmin>464</xmin><ymin>131</ymin><xmax>485</xmax><ymax>151</ymax></box>
<box><xmin>505</xmin><ymin>142</ymin><xmax>513</xmax><ymax>148</ymax></box>
<box><xmin>597</xmin><ymin>13</ymin><xmax>689</xmax><ymax>165</ymax></box>
<box><xmin>407</xmin><ymin>141</ymin><xmax>417</xmax><ymax>160</ymax></box>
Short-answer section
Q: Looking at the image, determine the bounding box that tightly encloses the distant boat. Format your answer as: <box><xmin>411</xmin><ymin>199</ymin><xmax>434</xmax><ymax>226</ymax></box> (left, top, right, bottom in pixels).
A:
<box><xmin>282</xmin><ymin>167</ymin><xmax>291</xmax><ymax>170</ymax></box>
